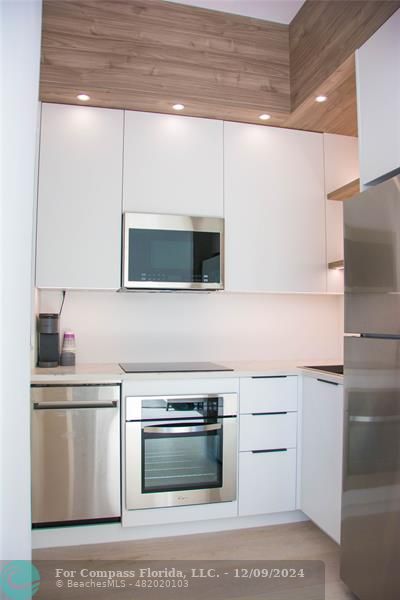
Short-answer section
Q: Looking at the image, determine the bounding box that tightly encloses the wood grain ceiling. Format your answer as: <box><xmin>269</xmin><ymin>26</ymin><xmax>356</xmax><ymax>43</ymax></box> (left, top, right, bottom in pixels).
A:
<box><xmin>39</xmin><ymin>0</ymin><xmax>400</xmax><ymax>136</ymax></box>
<box><xmin>40</xmin><ymin>0</ymin><xmax>290</xmax><ymax>125</ymax></box>
<box><xmin>285</xmin><ymin>55</ymin><xmax>357</xmax><ymax>136</ymax></box>
<box><xmin>290</xmin><ymin>0</ymin><xmax>400</xmax><ymax>111</ymax></box>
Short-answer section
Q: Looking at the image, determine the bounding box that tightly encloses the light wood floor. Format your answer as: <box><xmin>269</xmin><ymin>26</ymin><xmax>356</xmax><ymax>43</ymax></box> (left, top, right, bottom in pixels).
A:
<box><xmin>33</xmin><ymin>521</ymin><xmax>356</xmax><ymax>600</ymax></box>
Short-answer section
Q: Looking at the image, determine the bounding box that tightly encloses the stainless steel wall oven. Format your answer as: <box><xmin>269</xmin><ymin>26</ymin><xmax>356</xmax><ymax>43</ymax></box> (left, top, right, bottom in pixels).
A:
<box><xmin>125</xmin><ymin>393</ymin><xmax>237</xmax><ymax>510</ymax></box>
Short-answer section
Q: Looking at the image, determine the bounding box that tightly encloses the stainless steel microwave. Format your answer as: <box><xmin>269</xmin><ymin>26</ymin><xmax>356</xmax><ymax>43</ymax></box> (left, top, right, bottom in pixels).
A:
<box><xmin>122</xmin><ymin>213</ymin><xmax>224</xmax><ymax>290</ymax></box>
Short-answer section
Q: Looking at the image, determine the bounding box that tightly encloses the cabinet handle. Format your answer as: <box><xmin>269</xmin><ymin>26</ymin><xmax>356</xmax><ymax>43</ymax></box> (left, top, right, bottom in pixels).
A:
<box><xmin>317</xmin><ymin>378</ymin><xmax>339</xmax><ymax>386</ymax></box>
<box><xmin>251</xmin><ymin>375</ymin><xmax>288</xmax><ymax>380</ymax></box>
<box><xmin>251</xmin><ymin>448</ymin><xmax>287</xmax><ymax>454</ymax></box>
<box><xmin>251</xmin><ymin>411</ymin><xmax>288</xmax><ymax>416</ymax></box>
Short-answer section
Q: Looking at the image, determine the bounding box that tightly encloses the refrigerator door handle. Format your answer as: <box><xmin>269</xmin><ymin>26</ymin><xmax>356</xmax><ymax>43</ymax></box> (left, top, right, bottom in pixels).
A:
<box><xmin>349</xmin><ymin>415</ymin><xmax>400</xmax><ymax>424</ymax></box>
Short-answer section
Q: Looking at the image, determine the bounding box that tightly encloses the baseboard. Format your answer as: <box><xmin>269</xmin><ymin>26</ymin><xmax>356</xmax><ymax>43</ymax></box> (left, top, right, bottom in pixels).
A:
<box><xmin>32</xmin><ymin>510</ymin><xmax>308</xmax><ymax>550</ymax></box>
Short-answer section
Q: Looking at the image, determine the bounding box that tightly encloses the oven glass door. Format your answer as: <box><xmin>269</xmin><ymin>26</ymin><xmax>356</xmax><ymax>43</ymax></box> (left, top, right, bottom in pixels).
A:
<box><xmin>128</xmin><ymin>228</ymin><xmax>221</xmax><ymax>286</ymax></box>
<box><xmin>142</xmin><ymin>421</ymin><xmax>222</xmax><ymax>494</ymax></box>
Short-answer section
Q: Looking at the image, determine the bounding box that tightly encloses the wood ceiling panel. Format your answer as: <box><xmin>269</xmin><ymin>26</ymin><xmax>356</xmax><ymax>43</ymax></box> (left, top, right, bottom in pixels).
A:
<box><xmin>40</xmin><ymin>0</ymin><xmax>291</xmax><ymax>119</ymax></box>
<box><xmin>284</xmin><ymin>54</ymin><xmax>357</xmax><ymax>137</ymax></box>
<box><xmin>40</xmin><ymin>0</ymin><xmax>400</xmax><ymax>136</ymax></box>
<box><xmin>290</xmin><ymin>0</ymin><xmax>400</xmax><ymax>111</ymax></box>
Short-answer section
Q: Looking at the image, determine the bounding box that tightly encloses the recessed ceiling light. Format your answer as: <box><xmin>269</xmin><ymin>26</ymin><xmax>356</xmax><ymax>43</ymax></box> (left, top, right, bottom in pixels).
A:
<box><xmin>77</xmin><ymin>93</ymin><xmax>90</xmax><ymax>101</ymax></box>
<box><xmin>315</xmin><ymin>95</ymin><xmax>327</xmax><ymax>103</ymax></box>
<box><xmin>172</xmin><ymin>103</ymin><xmax>185</xmax><ymax>111</ymax></box>
<box><xmin>259</xmin><ymin>114</ymin><xmax>271</xmax><ymax>121</ymax></box>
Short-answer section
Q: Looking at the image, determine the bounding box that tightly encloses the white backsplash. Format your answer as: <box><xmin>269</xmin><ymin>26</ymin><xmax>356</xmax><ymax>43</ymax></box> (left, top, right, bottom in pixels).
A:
<box><xmin>38</xmin><ymin>290</ymin><xmax>344</xmax><ymax>364</ymax></box>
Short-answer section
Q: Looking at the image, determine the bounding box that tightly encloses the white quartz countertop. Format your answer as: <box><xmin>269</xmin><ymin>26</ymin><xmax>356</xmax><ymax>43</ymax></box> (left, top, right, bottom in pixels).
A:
<box><xmin>31</xmin><ymin>360</ymin><xmax>343</xmax><ymax>385</ymax></box>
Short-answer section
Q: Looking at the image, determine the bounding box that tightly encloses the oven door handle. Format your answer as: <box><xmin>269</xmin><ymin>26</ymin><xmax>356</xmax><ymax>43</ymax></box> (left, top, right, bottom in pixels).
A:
<box><xmin>143</xmin><ymin>423</ymin><xmax>222</xmax><ymax>435</ymax></box>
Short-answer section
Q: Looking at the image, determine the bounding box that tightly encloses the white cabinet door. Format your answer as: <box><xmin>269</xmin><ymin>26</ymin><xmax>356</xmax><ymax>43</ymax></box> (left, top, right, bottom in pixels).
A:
<box><xmin>301</xmin><ymin>376</ymin><xmax>344</xmax><ymax>543</ymax></box>
<box><xmin>240</xmin><ymin>376</ymin><xmax>298</xmax><ymax>414</ymax></box>
<box><xmin>240</xmin><ymin>413</ymin><xmax>297</xmax><ymax>452</ymax></box>
<box><xmin>123</xmin><ymin>111</ymin><xmax>223</xmax><ymax>217</ymax></box>
<box><xmin>324</xmin><ymin>134</ymin><xmax>359</xmax><ymax>293</ymax></box>
<box><xmin>224</xmin><ymin>122</ymin><xmax>326</xmax><ymax>293</ymax></box>
<box><xmin>239</xmin><ymin>449</ymin><xmax>297</xmax><ymax>516</ymax></box>
<box><xmin>36</xmin><ymin>104</ymin><xmax>123</xmax><ymax>289</ymax></box>
<box><xmin>356</xmin><ymin>9</ymin><xmax>400</xmax><ymax>186</ymax></box>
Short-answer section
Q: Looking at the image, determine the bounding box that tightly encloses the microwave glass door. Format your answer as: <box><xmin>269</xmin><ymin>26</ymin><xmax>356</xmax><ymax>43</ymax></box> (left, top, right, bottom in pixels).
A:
<box><xmin>128</xmin><ymin>228</ymin><xmax>221</xmax><ymax>286</ymax></box>
<box><xmin>141</xmin><ymin>421</ymin><xmax>223</xmax><ymax>493</ymax></box>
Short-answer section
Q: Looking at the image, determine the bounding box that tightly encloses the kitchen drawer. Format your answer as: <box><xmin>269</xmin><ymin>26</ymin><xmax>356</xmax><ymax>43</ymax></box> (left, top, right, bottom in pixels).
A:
<box><xmin>240</xmin><ymin>412</ymin><xmax>297</xmax><ymax>451</ymax></box>
<box><xmin>239</xmin><ymin>449</ymin><xmax>297</xmax><ymax>516</ymax></box>
<box><xmin>240</xmin><ymin>376</ymin><xmax>298</xmax><ymax>414</ymax></box>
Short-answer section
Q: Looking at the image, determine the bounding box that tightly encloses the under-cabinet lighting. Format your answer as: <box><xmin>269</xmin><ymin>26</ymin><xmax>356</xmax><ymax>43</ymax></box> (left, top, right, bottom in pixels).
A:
<box><xmin>77</xmin><ymin>93</ymin><xmax>90</xmax><ymax>101</ymax></box>
<box><xmin>259</xmin><ymin>114</ymin><xmax>271</xmax><ymax>121</ymax></box>
<box><xmin>315</xmin><ymin>95</ymin><xmax>328</xmax><ymax>103</ymax></box>
<box><xmin>172</xmin><ymin>103</ymin><xmax>185</xmax><ymax>111</ymax></box>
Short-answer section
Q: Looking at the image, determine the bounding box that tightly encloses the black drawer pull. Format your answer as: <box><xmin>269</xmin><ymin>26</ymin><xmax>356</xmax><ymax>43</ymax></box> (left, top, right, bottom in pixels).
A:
<box><xmin>251</xmin><ymin>411</ymin><xmax>288</xmax><ymax>416</ymax></box>
<box><xmin>251</xmin><ymin>375</ymin><xmax>288</xmax><ymax>380</ymax></box>
<box><xmin>317</xmin><ymin>378</ymin><xmax>339</xmax><ymax>386</ymax></box>
<box><xmin>252</xmin><ymin>448</ymin><xmax>288</xmax><ymax>454</ymax></box>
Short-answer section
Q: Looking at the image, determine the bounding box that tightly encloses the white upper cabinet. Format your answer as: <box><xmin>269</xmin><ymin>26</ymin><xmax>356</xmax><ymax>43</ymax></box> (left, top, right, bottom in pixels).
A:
<box><xmin>123</xmin><ymin>111</ymin><xmax>223</xmax><ymax>217</ymax></box>
<box><xmin>324</xmin><ymin>134</ymin><xmax>359</xmax><ymax>293</ymax></box>
<box><xmin>356</xmin><ymin>9</ymin><xmax>400</xmax><ymax>186</ymax></box>
<box><xmin>224</xmin><ymin>123</ymin><xmax>326</xmax><ymax>293</ymax></box>
<box><xmin>36</xmin><ymin>104</ymin><xmax>123</xmax><ymax>290</ymax></box>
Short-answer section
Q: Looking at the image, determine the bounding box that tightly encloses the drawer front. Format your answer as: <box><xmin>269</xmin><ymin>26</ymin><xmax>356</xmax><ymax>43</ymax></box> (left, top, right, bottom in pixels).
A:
<box><xmin>239</xmin><ymin>449</ymin><xmax>297</xmax><ymax>516</ymax></box>
<box><xmin>240</xmin><ymin>376</ymin><xmax>298</xmax><ymax>414</ymax></box>
<box><xmin>240</xmin><ymin>412</ymin><xmax>297</xmax><ymax>451</ymax></box>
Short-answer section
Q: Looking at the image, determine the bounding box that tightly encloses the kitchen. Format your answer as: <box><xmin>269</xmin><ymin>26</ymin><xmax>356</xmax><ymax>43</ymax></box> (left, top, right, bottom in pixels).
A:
<box><xmin>2</xmin><ymin>1</ymin><xmax>400</xmax><ymax>599</ymax></box>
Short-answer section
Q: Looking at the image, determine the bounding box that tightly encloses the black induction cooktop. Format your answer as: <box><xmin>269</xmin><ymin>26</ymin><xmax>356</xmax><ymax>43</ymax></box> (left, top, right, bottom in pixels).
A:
<box><xmin>304</xmin><ymin>364</ymin><xmax>343</xmax><ymax>375</ymax></box>
<box><xmin>119</xmin><ymin>362</ymin><xmax>234</xmax><ymax>373</ymax></box>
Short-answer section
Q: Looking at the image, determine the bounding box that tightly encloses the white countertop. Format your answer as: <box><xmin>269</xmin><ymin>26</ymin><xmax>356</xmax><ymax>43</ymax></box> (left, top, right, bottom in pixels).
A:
<box><xmin>31</xmin><ymin>360</ymin><xmax>343</xmax><ymax>385</ymax></box>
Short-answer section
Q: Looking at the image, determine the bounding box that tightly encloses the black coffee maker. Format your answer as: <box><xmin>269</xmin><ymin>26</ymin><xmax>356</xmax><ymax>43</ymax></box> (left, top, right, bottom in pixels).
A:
<box><xmin>37</xmin><ymin>313</ymin><xmax>59</xmax><ymax>367</ymax></box>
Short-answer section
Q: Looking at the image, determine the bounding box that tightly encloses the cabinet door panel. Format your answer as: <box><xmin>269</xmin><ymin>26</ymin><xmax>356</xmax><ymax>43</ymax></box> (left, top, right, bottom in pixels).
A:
<box><xmin>123</xmin><ymin>111</ymin><xmax>223</xmax><ymax>217</ymax></box>
<box><xmin>239</xmin><ymin>449</ymin><xmax>296</xmax><ymax>516</ymax></box>
<box><xmin>224</xmin><ymin>123</ymin><xmax>326</xmax><ymax>292</ymax></box>
<box><xmin>301</xmin><ymin>376</ymin><xmax>344</xmax><ymax>543</ymax></box>
<box><xmin>240</xmin><ymin>376</ymin><xmax>298</xmax><ymax>414</ymax></box>
<box><xmin>36</xmin><ymin>104</ymin><xmax>123</xmax><ymax>289</ymax></box>
<box><xmin>356</xmin><ymin>10</ymin><xmax>400</xmax><ymax>186</ymax></box>
<box><xmin>324</xmin><ymin>134</ymin><xmax>359</xmax><ymax>293</ymax></box>
<box><xmin>240</xmin><ymin>413</ymin><xmax>297</xmax><ymax>451</ymax></box>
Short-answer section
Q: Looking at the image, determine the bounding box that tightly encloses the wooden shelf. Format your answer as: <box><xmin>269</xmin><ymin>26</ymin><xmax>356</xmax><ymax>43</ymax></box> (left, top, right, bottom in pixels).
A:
<box><xmin>328</xmin><ymin>260</ymin><xmax>344</xmax><ymax>270</ymax></box>
<box><xmin>327</xmin><ymin>178</ymin><xmax>360</xmax><ymax>201</ymax></box>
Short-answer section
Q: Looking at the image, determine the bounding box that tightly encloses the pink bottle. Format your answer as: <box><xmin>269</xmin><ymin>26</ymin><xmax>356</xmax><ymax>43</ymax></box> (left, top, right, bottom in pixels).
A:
<box><xmin>60</xmin><ymin>331</ymin><xmax>76</xmax><ymax>366</ymax></box>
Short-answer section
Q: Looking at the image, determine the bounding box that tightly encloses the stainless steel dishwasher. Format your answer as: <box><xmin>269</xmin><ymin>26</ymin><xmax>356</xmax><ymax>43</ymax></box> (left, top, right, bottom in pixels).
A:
<box><xmin>31</xmin><ymin>383</ymin><xmax>121</xmax><ymax>527</ymax></box>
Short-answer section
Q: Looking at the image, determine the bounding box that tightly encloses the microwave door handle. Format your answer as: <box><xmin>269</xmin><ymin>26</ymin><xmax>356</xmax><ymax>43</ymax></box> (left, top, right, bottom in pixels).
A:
<box><xmin>143</xmin><ymin>423</ymin><xmax>222</xmax><ymax>435</ymax></box>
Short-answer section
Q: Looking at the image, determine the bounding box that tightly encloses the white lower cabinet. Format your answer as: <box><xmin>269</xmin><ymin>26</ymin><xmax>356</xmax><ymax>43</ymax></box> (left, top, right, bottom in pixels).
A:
<box><xmin>238</xmin><ymin>376</ymin><xmax>298</xmax><ymax>517</ymax></box>
<box><xmin>240</xmin><ymin>376</ymin><xmax>298</xmax><ymax>414</ymax></box>
<box><xmin>301</xmin><ymin>376</ymin><xmax>344</xmax><ymax>543</ymax></box>
<box><xmin>240</xmin><ymin>412</ymin><xmax>297</xmax><ymax>452</ymax></box>
<box><xmin>239</xmin><ymin>449</ymin><xmax>297</xmax><ymax>516</ymax></box>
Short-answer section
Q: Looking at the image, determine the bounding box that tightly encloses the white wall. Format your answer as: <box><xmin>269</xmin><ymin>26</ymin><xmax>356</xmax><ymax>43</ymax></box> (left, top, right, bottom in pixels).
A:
<box><xmin>0</xmin><ymin>0</ymin><xmax>42</xmax><ymax>559</ymax></box>
<box><xmin>39</xmin><ymin>291</ymin><xmax>344</xmax><ymax>364</ymax></box>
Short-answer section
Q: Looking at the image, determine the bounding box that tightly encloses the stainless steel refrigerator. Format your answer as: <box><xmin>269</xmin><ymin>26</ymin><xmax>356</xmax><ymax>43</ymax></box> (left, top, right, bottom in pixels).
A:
<box><xmin>341</xmin><ymin>175</ymin><xmax>400</xmax><ymax>600</ymax></box>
